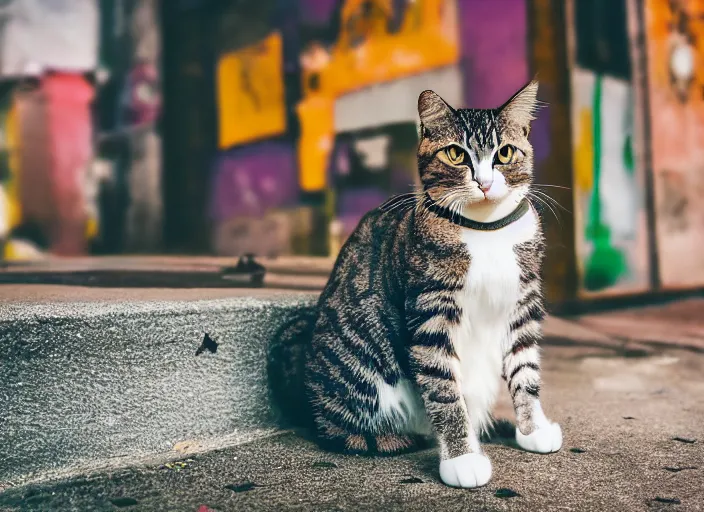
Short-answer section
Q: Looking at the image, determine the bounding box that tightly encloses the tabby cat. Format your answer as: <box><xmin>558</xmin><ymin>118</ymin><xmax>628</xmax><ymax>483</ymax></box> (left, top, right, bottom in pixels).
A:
<box><xmin>269</xmin><ymin>81</ymin><xmax>562</xmax><ymax>488</ymax></box>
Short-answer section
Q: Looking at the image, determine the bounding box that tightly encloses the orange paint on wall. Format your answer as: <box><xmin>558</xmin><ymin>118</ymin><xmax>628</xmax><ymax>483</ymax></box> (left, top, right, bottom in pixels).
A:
<box><xmin>645</xmin><ymin>0</ymin><xmax>704</xmax><ymax>288</ymax></box>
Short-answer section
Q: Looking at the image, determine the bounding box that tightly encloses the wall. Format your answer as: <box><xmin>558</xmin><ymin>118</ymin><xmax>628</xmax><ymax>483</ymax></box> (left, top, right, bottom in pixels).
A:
<box><xmin>644</xmin><ymin>0</ymin><xmax>704</xmax><ymax>289</ymax></box>
<box><xmin>210</xmin><ymin>0</ymin><xmax>536</xmax><ymax>257</ymax></box>
<box><xmin>566</xmin><ymin>0</ymin><xmax>651</xmax><ymax>297</ymax></box>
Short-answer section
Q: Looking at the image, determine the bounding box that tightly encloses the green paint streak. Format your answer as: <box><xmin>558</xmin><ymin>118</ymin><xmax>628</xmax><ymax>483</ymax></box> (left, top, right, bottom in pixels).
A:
<box><xmin>584</xmin><ymin>74</ymin><xmax>626</xmax><ymax>292</ymax></box>
<box><xmin>590</xmin><ymin>73</ymin><xmax>602</xmax><ymax>230</ymax></box>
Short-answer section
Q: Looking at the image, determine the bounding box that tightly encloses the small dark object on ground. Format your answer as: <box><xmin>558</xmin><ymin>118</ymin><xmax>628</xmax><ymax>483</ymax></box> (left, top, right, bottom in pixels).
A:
<box><xmin>110</xmin><ymin>497</ymin><xmax>139</xmax><ymax>507</ymax></box>
<box><xmin>495</xmin><ymin>488</ymin><xmax>521</xmax><ymax>498</ymax></box>
<box><xmin>225</xmin><ymin>482</ymin><xmax>259</xmax><ymax>493</ymax></box>
<box><xmin>672</xmin><ymin>437</ymin><xmax>696</xmax><ymax>444</ymax></box>
<box><xmin>220</xmin><ymin>254</ymin><xmax>266</xmax><ymax>287</ymax></box>
<box><xmin>195</xmin><ymin>333</ymin><xmax>218</xmax><ymax>356</ymax></box>
<box><xmin>570</xmin><ymin>448</ymin><xmax>586</xmax><ymax>453</ymax></box>
<box><xmin>663</xmin><ymin>466</ymin><xmax>697</xmax><ymax>473</ymax></box>
<box><xmin>653</xmin><ymin>497</ymin><xmax>681</xmax><ymax>505</ymax></box>
<box><xmin>399</xmin><ymin>476</ymin><xmax>424</xmax><ymax>484</ymax></box>
<box><xmin>623</xmin><ymin>416</ymin><xmax>636</xmax><ymax>420</ymax></box>
<box><xmin>312</xmin><ymin>461</ymin><xmax>338</xmax><ymax>469</ymax></box>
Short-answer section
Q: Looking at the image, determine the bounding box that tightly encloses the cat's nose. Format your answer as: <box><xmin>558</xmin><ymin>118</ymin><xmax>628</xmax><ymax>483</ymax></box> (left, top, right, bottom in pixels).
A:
<box><xmin>478</xmin><ymin>180</ymin><xmax>493</xmax><ymax>193</ymax></box>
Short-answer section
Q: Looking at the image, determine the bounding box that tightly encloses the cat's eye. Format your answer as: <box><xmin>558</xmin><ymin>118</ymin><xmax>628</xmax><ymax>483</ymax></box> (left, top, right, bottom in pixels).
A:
<box><xmin>444</xmin><ymin>145</ymin><xmax>466</xmax><ymax>165</ymax></box>
<box><xmin>496</xmin><ymin>145</ymin><xmax>518</xmax><ymax>165</ymax></box>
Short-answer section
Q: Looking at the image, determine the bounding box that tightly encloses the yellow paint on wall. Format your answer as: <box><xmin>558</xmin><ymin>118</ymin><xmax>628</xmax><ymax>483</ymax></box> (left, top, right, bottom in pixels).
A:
<box><xmin>5</xmin><ymin>101</ymin><xmax>21</xmax><ymax>230</ymax></box>
<box><xmin>217</xmin><ymin>32</ymin><xmax>286</xmax><ymax>149</ymax></box>
<box><xmin>298</xmin><ymin>0</ymin><xmax>460</xmax><ymax>191</ymax></box>
<box><xmin>574</xmin><ymin>108</ymin><xmax>594</xmax><ymax>193</ymax></box>
<box><xmin>297</xmin><ymin>97</ymin><xmax>334</xmax><ymax>192</ymax></box>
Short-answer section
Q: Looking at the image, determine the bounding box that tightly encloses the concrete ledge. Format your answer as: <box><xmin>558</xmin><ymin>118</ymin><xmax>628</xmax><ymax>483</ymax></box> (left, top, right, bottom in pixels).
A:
<box><xmin>0</xmin><ymin>286</ymin><xmax>317</xmax><ymax>484</ymax></box>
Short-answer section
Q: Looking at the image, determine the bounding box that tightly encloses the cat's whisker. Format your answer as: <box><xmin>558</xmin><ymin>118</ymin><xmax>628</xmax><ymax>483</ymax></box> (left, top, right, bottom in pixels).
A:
<box><xmin>382</xmin><ymin>191</ymin><xmax>426</xmax><ymax>215</ymax></box>
<box><xmin>531</xmin><ymin>184</ymin><xmax>571</xmax><ymax>191</ymax></box>
<box><xmin>531</xmin><ymin>189</ymin><xmax>570</xmax><ymax>213</ymax></box>
<box><xmin>385</xmin><ymin>197</ymin><xmax>417</xmax><ymax>214</ymax></box>
<box><xmin>527</xmin><ymin>192</ymin><xmax>561</xmax><ymax>226</ymax></box>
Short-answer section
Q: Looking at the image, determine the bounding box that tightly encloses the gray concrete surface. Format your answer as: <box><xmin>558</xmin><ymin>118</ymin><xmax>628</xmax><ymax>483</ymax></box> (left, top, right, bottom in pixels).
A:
<box><xmin>0</xmin><ymin>287</ymin><xmax>317</xmax><ymax>484</ymax></box>
<box><xmin>0</xmin><ymin>343</ymin><xmax>701</xmax><ymax>511</ymax></box>
<box><xmin>0</xmin><ymin>283</ymin><xmax>623</xmax><ymax>487</ymax></box>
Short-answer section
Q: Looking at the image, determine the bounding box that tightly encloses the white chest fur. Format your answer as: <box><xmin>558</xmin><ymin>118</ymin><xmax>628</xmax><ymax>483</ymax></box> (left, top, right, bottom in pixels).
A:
<box><xmin>452</xmin><ymin>209</ymin><xmax>538</xmax><ymax>433</ymax></box>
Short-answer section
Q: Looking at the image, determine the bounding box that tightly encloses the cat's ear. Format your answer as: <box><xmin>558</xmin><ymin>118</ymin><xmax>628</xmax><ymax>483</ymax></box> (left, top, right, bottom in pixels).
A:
<box><xmin>418</xmin><ymin>90</ymin><xmax>454</xmax><ymax>136</ymax></box>
<box><xmin>498</xmin><ymin>80</ymin><xmax>540</xmax><ymax>132</ymax></box>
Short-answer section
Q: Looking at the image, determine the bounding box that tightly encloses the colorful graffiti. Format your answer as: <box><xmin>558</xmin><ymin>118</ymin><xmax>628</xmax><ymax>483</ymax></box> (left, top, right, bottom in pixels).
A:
<box><xmin>297</xmin><ymin>0</ymin><xmax>460</xmax><ymax>193</ymax></box>
<box><xmin>568</xmin><ymin>0</ymin><xmax>651</xmax><ymax>295</ymax></box>
<box><xmin>211</xmin><ymin>0</ymin><xmax>468</xmax><ymax>256</ymax></box>
<box><xmin>645</xmin><ymin>0</ymin><xmax>704</xmax><ymax>289</ymax></box>
<box><xmin>217</xmin><ymin>32</ymin><xmax>287</xmax><ymax>149</ymax></box>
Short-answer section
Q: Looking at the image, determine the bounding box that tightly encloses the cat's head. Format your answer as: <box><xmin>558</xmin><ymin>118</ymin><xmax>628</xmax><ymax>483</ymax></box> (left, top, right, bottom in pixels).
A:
<box><xmin>417</xmin><ymin>81</ymin><xmax>539</xmax><ymax>212</ymax></box>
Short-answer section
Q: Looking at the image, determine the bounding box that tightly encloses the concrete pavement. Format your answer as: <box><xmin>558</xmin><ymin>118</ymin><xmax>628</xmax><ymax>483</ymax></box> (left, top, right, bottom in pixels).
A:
<box><xmin>0</xmin><ymin>342</ymin><xmax>702</xmax><ymax>511</ymax></box>
<box><xmin>1</xmin><ymin>281</ymin><xmax>703</xmax><ymax>511</ymax></box>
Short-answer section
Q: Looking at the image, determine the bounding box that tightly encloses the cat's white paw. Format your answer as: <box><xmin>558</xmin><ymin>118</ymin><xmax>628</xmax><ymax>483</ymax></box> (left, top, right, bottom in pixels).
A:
<box><xmin>439</xmin><ymin>453</ymin><xmax>492</xmax><ymax>488</ymax></box>
<box><xmin>516</xmin><ymin>421</ymin><xmax>562</xmax><ymax>453</ymax></box>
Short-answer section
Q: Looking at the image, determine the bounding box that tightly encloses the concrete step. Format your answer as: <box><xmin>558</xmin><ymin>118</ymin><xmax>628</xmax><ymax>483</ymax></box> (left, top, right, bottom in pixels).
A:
<box><xmin>0</xmin><ymin>285</ymin><xmax>317</xmax><ymax>485</ymax></box>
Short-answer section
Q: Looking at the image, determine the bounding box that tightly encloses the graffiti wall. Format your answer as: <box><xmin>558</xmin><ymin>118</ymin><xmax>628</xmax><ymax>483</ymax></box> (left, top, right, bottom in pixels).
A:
<box><xmin>644</xmin><ymin>0</ymin><xmax>704</xmax><ymax>289</ymax></box>
<box><xmin>567</xmin><ymin>0</ymin><xmax>651</xmax><ymax>296</ymax></box>
<box><xmin>210</xmin><ymin>0</ymin><xmax>534</xmax><ymax>257</ymax></box>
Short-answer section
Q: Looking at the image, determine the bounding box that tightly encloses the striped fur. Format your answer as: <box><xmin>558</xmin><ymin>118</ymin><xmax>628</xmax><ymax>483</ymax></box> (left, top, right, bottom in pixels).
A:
<box><xmin>268</xmin><ymin>81</ymin><xmax>561</xmax><ymax>487</ymax></box>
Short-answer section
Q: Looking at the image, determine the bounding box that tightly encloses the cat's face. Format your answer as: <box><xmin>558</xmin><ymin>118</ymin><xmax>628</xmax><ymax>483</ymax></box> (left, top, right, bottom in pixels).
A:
<box><xmin>416</xmin><ymin>81</ymin><xmax>539</xmax><ymax>211</ymax></box>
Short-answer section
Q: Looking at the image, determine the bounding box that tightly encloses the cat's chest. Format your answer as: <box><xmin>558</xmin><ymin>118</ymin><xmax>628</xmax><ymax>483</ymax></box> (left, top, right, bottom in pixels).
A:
<box><xmin>458</xmin><ymin>209</ymin><xmax>538</xmax><ymax>320</ymax></box>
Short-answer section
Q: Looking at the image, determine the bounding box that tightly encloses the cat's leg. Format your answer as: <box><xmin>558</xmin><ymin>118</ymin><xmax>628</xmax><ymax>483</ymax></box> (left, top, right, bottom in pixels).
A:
<box><xmin>407</xmin><ymin>313</ymin><xmax>491</xmax><ymax>488</ymax></box>
<box><xmin>306</xmin><ymin>333</ymin><xmax>425</xmax><ymax>456</ymax></box>
<box><xmin>503</xmin><ymin>309</ymin><xmax>562</xmax><ymax>453</ymax></box>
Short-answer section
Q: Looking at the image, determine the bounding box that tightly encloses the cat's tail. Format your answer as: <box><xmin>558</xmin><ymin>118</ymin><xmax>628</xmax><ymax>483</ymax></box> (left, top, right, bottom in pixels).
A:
<box><xmin>267</xmin><ymin>309</ymin><xmax>317</xmax><ymax>428</ymax></box>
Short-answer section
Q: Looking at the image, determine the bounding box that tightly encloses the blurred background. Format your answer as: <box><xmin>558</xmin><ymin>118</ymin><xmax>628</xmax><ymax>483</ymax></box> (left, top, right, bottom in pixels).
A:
<box><xmin>0</xmin><ymin>0</ymin><xmax>702</xmax><ymax>305</ymax></box>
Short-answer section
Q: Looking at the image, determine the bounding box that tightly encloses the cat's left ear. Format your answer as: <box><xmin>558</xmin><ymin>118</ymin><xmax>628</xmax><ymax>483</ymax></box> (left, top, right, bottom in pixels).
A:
<box><xmin>418</xmin><ymin>90</ymin><xmax>455</xmax><ymax>137</ymax></box>
<box><xmin>498</xmin><ymin>80</ymin><xmax>539</xmax><ymax>135</ymax></box>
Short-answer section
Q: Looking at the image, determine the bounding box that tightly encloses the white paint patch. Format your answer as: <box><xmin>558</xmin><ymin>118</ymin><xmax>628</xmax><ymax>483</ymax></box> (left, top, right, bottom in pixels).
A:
<box><xmin>334</xmin><ymin>65</ymin><xmax>464</xmax><ymax>132</ymax></box>
<box><xmin>452</xmin><ymin>207</ymin><xmax>538</xmax><ymax>433</ymax></box>
<box><xmin>354</xmin><ymin>135</ymin><xmax>390</xmax><ymax>170</ymax></box>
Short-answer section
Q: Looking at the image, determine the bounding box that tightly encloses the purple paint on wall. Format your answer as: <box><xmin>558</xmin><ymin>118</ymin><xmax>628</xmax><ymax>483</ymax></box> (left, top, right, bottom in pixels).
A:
<box><xmin>458</xmin><ymin>0</ymin><xmax>550</xmax><ymax>165</ymax></box>
<box><xmin>210</xmin><ymin>141</ymin><xmax>298</xmax><ymax>222</ymax></box>
<box><xmin>459</xmin><ymin>0</ymin><xmax>529</xmax><ymax>109</ymax></box>
<box><xmin>531</xmin><ymin>99</ymin><xmax>552</xmax><ymax>168</ymax></box>
<box><xmin>338</xmin><ymin>187</ymin><xmax>389</xmax><ymax>236</ymax></box>
<box><xmin>299</xmin><ymin>0</ymin><xmax>338</xmax><ymax>25</ymax></box>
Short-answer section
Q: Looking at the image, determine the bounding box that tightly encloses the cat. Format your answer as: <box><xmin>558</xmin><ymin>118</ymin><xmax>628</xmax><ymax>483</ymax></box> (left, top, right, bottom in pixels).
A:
<box><xmin>269</xmin><ymin>80</ymin><xmax>562</xmax><ymax>488</ymax></box>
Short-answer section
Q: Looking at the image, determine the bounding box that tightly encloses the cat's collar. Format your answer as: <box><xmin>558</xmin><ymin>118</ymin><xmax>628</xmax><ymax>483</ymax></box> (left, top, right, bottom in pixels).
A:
<box><xmin>423</xmin><ymin>193</ymin><xmax>532</xmax><ymax>231</ymax></box>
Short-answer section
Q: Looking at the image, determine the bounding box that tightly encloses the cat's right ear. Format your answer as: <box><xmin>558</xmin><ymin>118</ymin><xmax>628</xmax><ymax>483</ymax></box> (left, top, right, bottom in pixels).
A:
<box><xmin>418</xmin><ymin>90</ymin><xmax>454</xmax><ymax>136</ymax></box>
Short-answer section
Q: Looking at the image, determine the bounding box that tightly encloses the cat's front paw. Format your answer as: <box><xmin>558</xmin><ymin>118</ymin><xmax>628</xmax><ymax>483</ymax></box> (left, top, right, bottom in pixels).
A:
<box><xmin>439</xmin><ymin>453</ymin><xmax>492</xmax><ymax>488</ymax></box>
<box><xmin>516</xmin><ymin>421</ymin><xmax>562</xmax><ymax>453</ymax></box>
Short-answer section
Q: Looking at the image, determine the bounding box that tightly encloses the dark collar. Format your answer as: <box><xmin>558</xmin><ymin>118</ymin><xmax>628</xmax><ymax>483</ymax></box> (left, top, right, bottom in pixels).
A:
<box><xmin>423</xmin><ymin>193</ymin><xmax>531</xmax><ymax>230</ymax></box>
